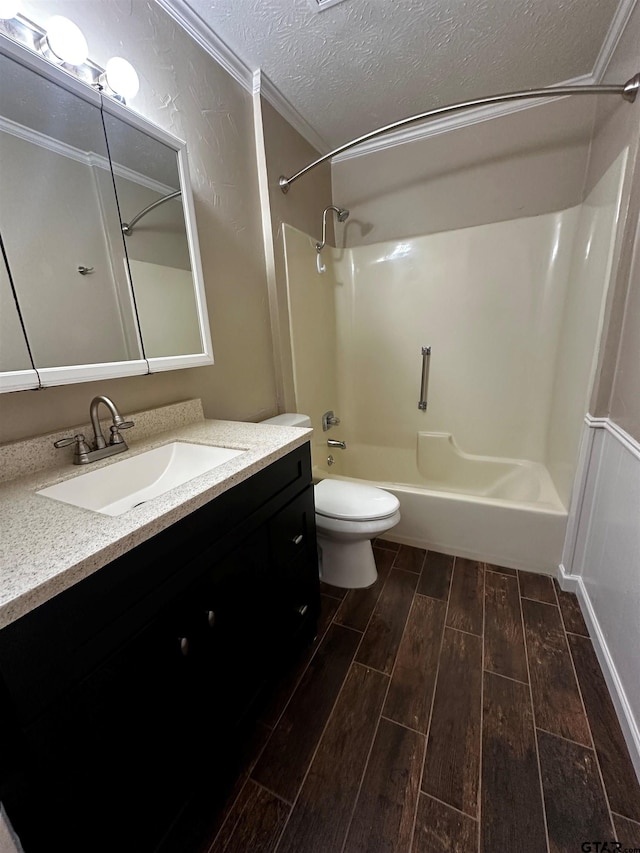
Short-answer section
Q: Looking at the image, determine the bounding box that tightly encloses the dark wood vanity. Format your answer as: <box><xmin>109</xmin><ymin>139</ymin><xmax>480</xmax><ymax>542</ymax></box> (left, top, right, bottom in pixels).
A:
<box><xmin>0</xmin><ymin>443</ymin><xmax>319</xmax><ymax>852</ymax></box>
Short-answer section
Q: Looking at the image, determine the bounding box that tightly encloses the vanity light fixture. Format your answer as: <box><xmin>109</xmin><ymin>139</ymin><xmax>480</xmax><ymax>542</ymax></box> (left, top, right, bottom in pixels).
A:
<box><xmin>40</xmin><ymin>15</ymin><xmax>88</xmax><ymax>66</ymax></box>
<box><xmin>0</xmin><ymin>11</ymin><xmax>140</xmax><ymax>104</ymax></box>
<box><xmin>100</xmin><ymin>57</ymin><xmax>139</xmax><ymax>101</ymax></box>
<box><xmin>0</xmin><ymin>0</ymin><xmax>20</xmax><ymax>20</ymax></box>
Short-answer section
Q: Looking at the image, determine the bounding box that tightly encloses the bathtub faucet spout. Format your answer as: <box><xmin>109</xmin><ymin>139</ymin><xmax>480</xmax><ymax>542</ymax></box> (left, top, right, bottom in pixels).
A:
<box><xmin>327</xmin><ymin>439</ymin><xmax>347</xmax><ymax>450</ymax></box>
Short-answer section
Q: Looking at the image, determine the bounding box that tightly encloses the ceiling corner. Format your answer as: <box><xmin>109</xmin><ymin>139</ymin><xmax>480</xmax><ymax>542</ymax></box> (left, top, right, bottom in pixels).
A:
<box><xmin>258</xmin><ymin>72</ymin><xmax>332</xmax><ymax>155</ymax></box>
<box><xmin>592</xmin><ymin>0</ymin><xmax>639</xmax><ymax>80</ymax></box>
<box><xmin>153</xmin><ymin>0</ymin><xmax>254</xmax><ymax>93</ymax></box>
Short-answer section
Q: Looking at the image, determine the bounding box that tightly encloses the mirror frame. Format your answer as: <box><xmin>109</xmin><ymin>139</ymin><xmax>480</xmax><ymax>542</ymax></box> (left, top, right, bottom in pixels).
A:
<box><xmin>0</xmin><ymin>34</ymin><xmax>213</xmax><ymax>393</ymax></box>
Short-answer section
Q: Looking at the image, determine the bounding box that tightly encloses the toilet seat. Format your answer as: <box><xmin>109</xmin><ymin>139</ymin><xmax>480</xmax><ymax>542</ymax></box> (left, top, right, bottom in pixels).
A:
<box><xmin>315</xmin><ymin>479</ymin><xmax>400</xmax><ymax>522</ymax></box>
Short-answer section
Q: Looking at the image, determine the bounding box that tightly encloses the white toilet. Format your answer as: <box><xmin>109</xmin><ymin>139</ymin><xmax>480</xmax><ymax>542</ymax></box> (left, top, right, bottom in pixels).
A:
<box><xmin>260</xmin><ymin>413</ymin><xmax>401</xmax><ymax>588</ymax></box>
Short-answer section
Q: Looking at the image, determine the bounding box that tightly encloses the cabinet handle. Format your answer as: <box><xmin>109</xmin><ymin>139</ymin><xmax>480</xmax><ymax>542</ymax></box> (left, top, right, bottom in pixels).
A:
<box><xmin>292</xmin><ymin>534</ymin><xmax>304</xmax><ymax>546</ymax></box>
<box><xmin>207</xmin><ymin>610</ymin><xmax>216</xmax><ymax>628</ymax></box>
<box><xmin>179</xmin><ymin>637</ymin><xmax>190</xmax><ymax>656</ymax></box>
<box><xmin>297</xmin><ymin>604</ymin><xmax>308</xmax><ymax>617</ymax></box>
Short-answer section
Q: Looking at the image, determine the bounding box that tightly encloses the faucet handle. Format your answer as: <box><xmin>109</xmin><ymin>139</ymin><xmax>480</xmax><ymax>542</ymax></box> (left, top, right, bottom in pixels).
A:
<box><xmin>54</xmin><ymin>433</ymin><xmax>89</xmax><ymax>450</ymax></box>
<box><xmin>54</xmin><ymin>434</ymin><xmax>92</xmax><ymax>463</ymax></box>
<box><xmin>109</xmin><ymin>421</ymin><xmax>134</xmax><ymax>446</ymax></box>
<box><xmin>321</xmin><ymin>410</ymin><xmax>341</xmax><ymax>431</ymax></box>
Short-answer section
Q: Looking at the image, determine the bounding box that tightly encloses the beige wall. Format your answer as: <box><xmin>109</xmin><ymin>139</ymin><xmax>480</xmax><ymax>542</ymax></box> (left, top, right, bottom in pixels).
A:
<box><xmin>332</xmin><ymin>96</ymin><xmax>594</xmax><ymax>246</ymax></box>
<box><xmin>0</xmin><ymin>0</ymin><xmax>275</xmax><ymax>443</ymax></box>
<box><xmin>259</xmin><ymin>97</ymin><xmax>333</xmax><ymax>412</ymax></box>
<box><xmin>587</xmin><ymin>0</ymin><xmax>640</xmax><ymax>442</ymax></box>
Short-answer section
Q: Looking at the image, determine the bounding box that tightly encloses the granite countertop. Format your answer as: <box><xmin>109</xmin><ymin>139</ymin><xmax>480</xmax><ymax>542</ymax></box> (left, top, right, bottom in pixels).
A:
<box><xmin>0</xmin><ymin>417</ymin><xmax>312</xmax><ymax>630</ymax></box>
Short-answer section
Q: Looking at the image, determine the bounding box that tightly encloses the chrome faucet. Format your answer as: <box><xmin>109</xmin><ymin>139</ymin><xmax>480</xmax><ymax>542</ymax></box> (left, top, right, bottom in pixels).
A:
<box><xmin>89</xmin><ymin>395</ymin><xmax>133</xmax><ymax>449</ymax></box>
<box><xmin>54</xmin><ymin>396</ymin><xmax>135</xmax><ymax>465</ymax></box>
<box><xmin>327</xmin><ymin>439</ymin><xmax>347</xmax><ymax>450</ymax></box>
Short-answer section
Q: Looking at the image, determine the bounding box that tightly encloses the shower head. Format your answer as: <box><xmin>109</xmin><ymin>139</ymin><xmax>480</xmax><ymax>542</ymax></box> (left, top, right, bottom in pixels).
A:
<box><xmin>316</xmin><ymin>205</ymin><xmax>350</xmax><ymax>254</ymax></box>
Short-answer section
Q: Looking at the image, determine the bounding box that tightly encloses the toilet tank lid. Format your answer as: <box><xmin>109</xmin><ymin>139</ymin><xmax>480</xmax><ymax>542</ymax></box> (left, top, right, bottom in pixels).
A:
<box><xmin>315</xmin><ymin>479</ymin><xmax>400</xmax><ymax>521</ymax></box>
<box><xmin>261</xmin><ymin>413</ymin><xmax>312</xmax><ymax>428</ymax></box>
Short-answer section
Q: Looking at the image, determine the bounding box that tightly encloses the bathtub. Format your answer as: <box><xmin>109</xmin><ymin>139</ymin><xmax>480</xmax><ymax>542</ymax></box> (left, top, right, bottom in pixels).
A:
<box><xmin>314</xmin><ymin>438</ymin><xmax>568</xmax><ymax>574</ymax></box>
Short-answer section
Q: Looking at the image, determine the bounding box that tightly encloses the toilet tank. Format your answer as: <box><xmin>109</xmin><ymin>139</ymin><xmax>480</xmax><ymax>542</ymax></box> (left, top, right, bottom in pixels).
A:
<box><xmin>260</xmin><ymin>413</ymin><xmax>312</xmax><ymax>428</ymax></box>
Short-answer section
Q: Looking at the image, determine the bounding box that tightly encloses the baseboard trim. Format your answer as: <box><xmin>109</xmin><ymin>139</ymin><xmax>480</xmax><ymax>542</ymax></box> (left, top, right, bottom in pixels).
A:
<box><xmin>585</xmin><ymin>413</ymin><xmax>640</xmax><ymax>459</ymax></box>
<box><xmin>556</xmin><ymin>562</ymin><xmax>580</xmax><ymax>592</ymax></box>
<box><xmin>558</xmin><ymin>564</ymin><xmax>640</xmax><ymax>782</ymax></box>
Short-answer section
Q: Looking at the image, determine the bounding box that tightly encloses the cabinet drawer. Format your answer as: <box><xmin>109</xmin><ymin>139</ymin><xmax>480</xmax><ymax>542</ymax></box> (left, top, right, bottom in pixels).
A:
<box><xmin>268</xmin><ymin>487</ymin><xmax>316</xmax><ymax>569</ymax></box>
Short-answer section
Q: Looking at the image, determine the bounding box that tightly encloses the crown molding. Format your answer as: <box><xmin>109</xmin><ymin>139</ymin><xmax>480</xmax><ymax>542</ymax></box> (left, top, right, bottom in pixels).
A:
<box><xmin>153</xmin><ymin>0</ymin><xmax>253</xmax><ymax>93</ymax></box>
<box><xmin>0</xmin><ymin>115</ymin><xmax>174</xmax><ymax>195</ymax></box>
<box><xmin>257</xmin><ymin>71</ymin><xmax>331</xmax><ymax>154</ymax></box>
<box><xmin>155</xmin><ymin>1</ymin><xmax>329</xmax><ymax>153</ymax></box>
<box><xmin>332</xmin><ymin>74</ymin><xmax>594</xmax><ymax>164</ymax></box>
<box><xmin>98</xmin><ymin>159</ymin><xmax>176</xmax><ymax>196</ymax></box>
<box><xmin>154</xmin><ymin>0</ymin><xmax>635</xmax><ymax>164</ymax></box>
<box><xmin>0</xmin><ymin>113</ymin><xmax>96</xmax><ymax>168</ymax></box>
<box><xmin>592</xmin><ymin>0</ymin><xmax>638</xmax><ymax>80</ymax></box>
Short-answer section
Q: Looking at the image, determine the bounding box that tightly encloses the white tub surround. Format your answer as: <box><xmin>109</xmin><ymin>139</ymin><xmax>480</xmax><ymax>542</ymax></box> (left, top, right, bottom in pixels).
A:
<box><xmin>314</xmin><ymin>435</ymin><xmax>567</xmax><ymax>571</ymax></box>
<box><xmin>560</xmin><ymin>415</ymin><xmax>640</xmax><ymax>780</ymax></box>
<box><xmin>415</xmin><ymin>432</ymin><xmax>563</xmax><ymax>504</ymax></box>
<box><xmin>280</xmin><ymin>151</ymin><xmax>627</xmax><ymax>578</ymax></box>
<box><xmin>546</xmin><ymin>151</ymin><xmax>628</xmax><ymax>506</ymax></box>
<box><xmin>309</xmin><ymin>412</ymin><xmax>569</xmax><ymax>571</ymax></box>
<box><xmin>0</xmin><ymin>401</ymin><xmax>312</xmax><ymax>629</ymax></box>
<box><xmin>315</xmin><ymin>457</ymin><xmax>566</xmax><ymax>574</ymax></box>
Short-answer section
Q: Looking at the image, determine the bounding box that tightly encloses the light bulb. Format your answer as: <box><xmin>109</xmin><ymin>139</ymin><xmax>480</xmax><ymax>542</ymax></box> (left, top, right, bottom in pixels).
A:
<box><xmin>0</xmin><ymin>0</ymin><xmax>20</xmax><ymax>19</ymax></box>
<box><xmin>43</xmin><ymin>16</ymin><xmax>88</xmax><ymax>66</ymax></box>
<box><xmin>105</xmin><ymin>57</ymin><xmax>139</xmax><ymax>99</ymax></box>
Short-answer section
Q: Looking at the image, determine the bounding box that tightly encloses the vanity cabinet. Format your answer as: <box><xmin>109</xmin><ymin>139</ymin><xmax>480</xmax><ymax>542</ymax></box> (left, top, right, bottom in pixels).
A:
<box><xmin>0</xmin><ymin>443</ymin><xmax>319</xmax><ymax>853</ymax></box>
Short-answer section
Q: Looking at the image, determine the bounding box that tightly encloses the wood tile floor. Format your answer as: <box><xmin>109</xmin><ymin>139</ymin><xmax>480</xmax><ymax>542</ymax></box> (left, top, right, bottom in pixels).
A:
<box><xmin>163</xmin><ymin>542</ymin><xmax>640</xmax><ymax>853</ymax></box>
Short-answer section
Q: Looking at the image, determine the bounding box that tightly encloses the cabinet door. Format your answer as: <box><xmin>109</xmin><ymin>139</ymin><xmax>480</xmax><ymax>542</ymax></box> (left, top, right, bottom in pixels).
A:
<box><xmin>192</xmin><ymin>527</ymin><xmax>275</xmax><ymax>727</ymax></box>
<box><xmin>9</xmin><ymin>596</ymin><xmax>202</xmax><ymax>853</ymax></box>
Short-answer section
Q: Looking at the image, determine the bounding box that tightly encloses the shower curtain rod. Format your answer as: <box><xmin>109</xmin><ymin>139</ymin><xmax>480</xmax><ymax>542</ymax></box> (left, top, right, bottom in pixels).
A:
<box><xmin>122</xmin><ymin>190</ymin><xmax>182</xmax><ymax>236</ymax></box>
<box><xmin>279</xmin><ymin>74</ymin><xmax>640</xmax><ymax>194</ymax></box>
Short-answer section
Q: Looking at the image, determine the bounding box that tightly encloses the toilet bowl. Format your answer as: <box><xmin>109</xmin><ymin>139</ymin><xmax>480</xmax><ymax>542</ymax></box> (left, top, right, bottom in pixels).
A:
<box><xmin>260</xmin><ymin>413</ymin><xmax>401</xmax><ymax>588</ymax></box>
<box><xmin>314</xmin><ymin>479</ymin><xmax>400</xmax><ymax>588</ymax></box>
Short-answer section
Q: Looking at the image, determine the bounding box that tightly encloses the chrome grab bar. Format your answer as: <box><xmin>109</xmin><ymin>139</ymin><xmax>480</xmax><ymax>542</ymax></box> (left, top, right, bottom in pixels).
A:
<box><xmin>418</xmin><ymin>346</ymin><xmax>431</xmax><ymax>411</ymax></box>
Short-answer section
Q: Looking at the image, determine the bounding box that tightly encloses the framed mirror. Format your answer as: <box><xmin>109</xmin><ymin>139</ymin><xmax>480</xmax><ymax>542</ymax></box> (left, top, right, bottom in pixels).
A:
<box><xmin>0</xmin><ymin>35</ymin><xmax>213</xmax><ymax>393</ymax></box>
<box><xmin>101</xmin><ymin>101</ymin><xmax>212</xmax><ymax>369</ymax></box>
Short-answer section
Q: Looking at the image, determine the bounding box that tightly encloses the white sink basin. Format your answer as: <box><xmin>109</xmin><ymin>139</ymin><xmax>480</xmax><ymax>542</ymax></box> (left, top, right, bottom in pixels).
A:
<box><xmin>37</xmin><ymin>442</ymin><xmax>246</xmax><ymax>516</ymax></box>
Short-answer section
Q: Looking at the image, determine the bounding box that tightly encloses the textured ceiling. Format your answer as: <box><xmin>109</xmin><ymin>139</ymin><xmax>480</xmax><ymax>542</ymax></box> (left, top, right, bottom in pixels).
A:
<box><xmin>177</xmin><ymin>0</ymin><xmax>620</xmax><ymax>151</ymax></box>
